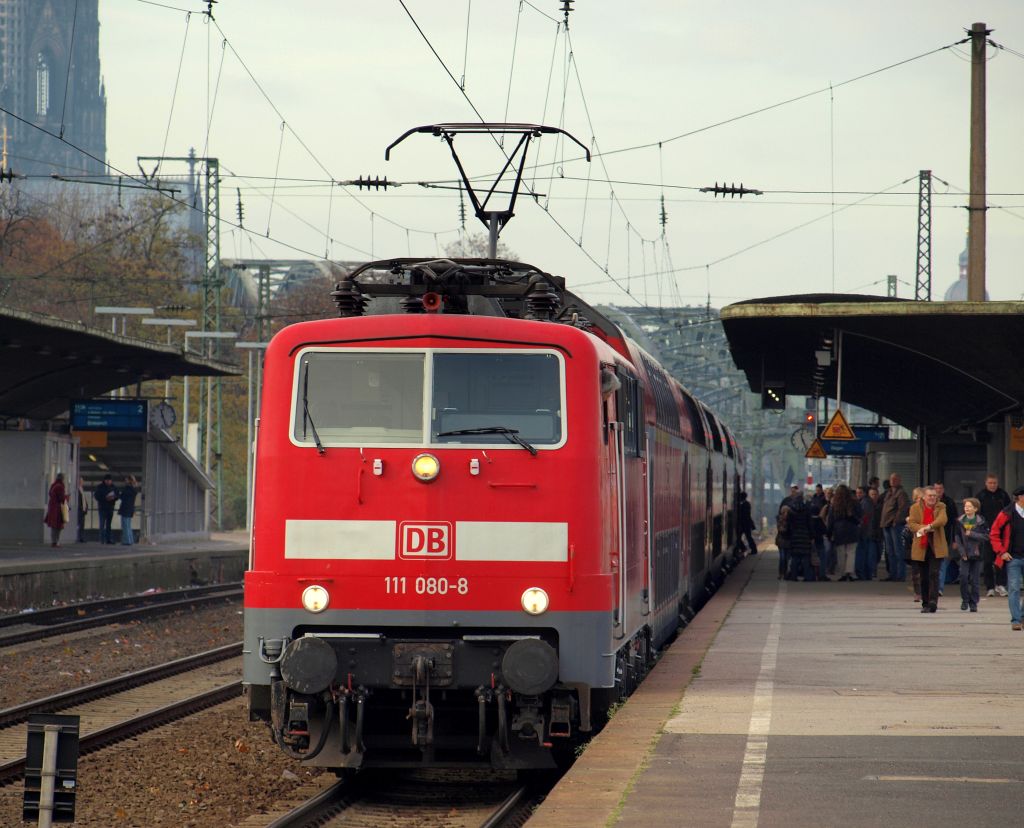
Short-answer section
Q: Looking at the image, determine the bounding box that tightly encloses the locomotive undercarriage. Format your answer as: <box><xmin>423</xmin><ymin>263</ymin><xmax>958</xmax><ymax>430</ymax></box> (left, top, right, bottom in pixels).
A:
<box><xmin>251</xmin><ymin>627</ymin><xmax>591</xmax><ymax>769</ymax></box>
<box><xmin>249</xmin><ymin>624</ymin><xmax>656</xmax><ymax>770</ymax></box>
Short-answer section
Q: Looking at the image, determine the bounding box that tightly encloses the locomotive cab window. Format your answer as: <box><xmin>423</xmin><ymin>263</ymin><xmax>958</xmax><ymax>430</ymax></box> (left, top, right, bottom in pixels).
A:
<box><xmin>291</xmin><ymin>349</ymin><xmax>564</xmax><ymax>449</ymax></box>
<box><xmin>432</xmin><ymin>352</ymin><xmax>562</xmax><ymax>445</ymax></box>
<box><xmin>294</xmin><ymin>352</ymin><xmax>425</xmax><ymax>444</ymax></box>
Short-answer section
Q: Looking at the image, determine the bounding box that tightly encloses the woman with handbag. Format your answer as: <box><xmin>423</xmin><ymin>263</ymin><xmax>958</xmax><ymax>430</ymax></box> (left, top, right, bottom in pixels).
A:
<box><xmin>43</xmin><ymin>472</ymin><xmax>69</xmax><ymax>547</ymax></box>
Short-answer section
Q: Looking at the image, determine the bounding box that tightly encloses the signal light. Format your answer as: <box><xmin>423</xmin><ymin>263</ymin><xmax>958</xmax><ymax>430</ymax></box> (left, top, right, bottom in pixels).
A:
<box><xmin>803</xmin><ymin>412</ymin><xmax>815</xmax><ymax>426</ymax></box>
<box><xmin>762</xmin><ymin>384</ymin><xmax>786</xmax><ymax>410</ymax></box>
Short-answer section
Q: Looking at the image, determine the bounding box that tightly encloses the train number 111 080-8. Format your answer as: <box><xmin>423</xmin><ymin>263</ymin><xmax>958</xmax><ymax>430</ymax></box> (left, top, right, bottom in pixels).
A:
<box><xmin>385</xmin><ymin>576</ymin><xmax>469</xmax><ymax>596</ymax></box>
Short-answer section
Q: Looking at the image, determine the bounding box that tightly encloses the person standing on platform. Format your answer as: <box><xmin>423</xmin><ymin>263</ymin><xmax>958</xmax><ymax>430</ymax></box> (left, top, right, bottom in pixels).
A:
<box><xmin>907</xmin><ymin>486</ymin><xmax>948</xmax><ymax>613</ymax></box>
<box><xmin>782</xmin><ymin>490</ymin><xmax>815</xmax><ymax>581</ymax></box>
<box><xmin>977</xmin><ymin>474</ymin><xmax>1011</xmax><ymax>598</ymax></box>
<box><xmin>737</xmin><ymin>491</ymin><xmax>757</xmax><ymax>555</ymax></box>
<box><xmin>934</xmin><ymin>482</ymin><xmax>958</xmax><ymax>595</ymax></box>
<box><xmin>826</xmin><ymin>484</ymin><xmax>862</xmax><ymax>581</ymax></box>
<box><xmin>43</xmin><ymin>472</ymin><xmax>69</xmax><ymax>547</ymax></box>
<box><xmin>880</xmin><ymin>473</ymin><xmax>910</xmax><ymax>582</ymax></box>
<box><xmin>989</xmin><ymin>486</ymin><xmax>1024</xmax><ymax>631</ymax></box>
<box><xmin>907</xmin><ymin>487</ymin><xmax>925</xmax><ymax>602</ymax></box>
<box><xmin>76</xmin><ymin>478</ymin><xmax>88</xmax><ymax>543</ymax></box>
<box><xmin>93</xmin><ymin>474</ymin><xmax>118</xmax><ymax>544</ymax></box>
<box><xmin>810</xmin><ymin>485</ymin><xmax>829</xmax><ymax>579</ymax></box>
<box><xmin>118</xmin><ymin>475</ymin><xmax>140</xmax><ymax>546</ymax></box>
<box><xmin>953</xmin><ymin>498</ymin><xmax>987</xmax><ymax>612</ymax></box>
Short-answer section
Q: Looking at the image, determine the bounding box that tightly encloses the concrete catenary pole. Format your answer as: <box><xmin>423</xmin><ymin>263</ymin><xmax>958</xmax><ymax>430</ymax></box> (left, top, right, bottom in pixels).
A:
<box><xmin>967</xmin><ymin>22</ymin><xmax>990</xmax><ymax>302</ymax></box>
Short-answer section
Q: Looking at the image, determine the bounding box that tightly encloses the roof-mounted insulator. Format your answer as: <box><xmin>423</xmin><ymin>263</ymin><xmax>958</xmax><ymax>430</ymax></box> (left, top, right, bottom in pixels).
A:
<box><xmin>331</xmin><ymin>278</ymin><xmax>366</xmax><ymax>318</ymax></box>
<box><xmin>524</xmin><ymin>275</ymin><xmax>561</xmax><ymax>321</ymax></box>
<box><xmin>699</xmin><ymin>182</ymin><xmax>763</xmax><ymax>198</ymax></box>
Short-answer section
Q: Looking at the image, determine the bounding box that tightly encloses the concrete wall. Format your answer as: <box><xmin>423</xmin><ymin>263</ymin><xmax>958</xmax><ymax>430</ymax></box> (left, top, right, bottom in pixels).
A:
<box><xmin>0</xmin><ymin>549</ymin><xmax>246</xmax><ymax>610</ymax></box>
<box><xmin>0</xmin><ymin>432</ymin><xmax>78</xmax><ymax>543</ymax></box>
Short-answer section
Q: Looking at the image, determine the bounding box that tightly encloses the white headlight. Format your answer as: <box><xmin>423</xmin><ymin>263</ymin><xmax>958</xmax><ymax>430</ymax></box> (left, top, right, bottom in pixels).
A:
<box><xmin>521</xmin><ymin>587</ymin><xmax>549</xmax><ymax>615</ymax></box>
<box><xmin>411</xmin><ymin>453</ymin><xmax>441</xmax><ymax>482</ymax></box>
<box><xmin>301</xmin><ymin>584</ymin><xmax>330</xmax><ymax>613</ymax></box>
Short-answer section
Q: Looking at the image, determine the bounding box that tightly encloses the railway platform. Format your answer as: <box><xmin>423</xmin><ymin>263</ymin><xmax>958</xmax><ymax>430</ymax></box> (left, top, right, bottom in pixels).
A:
<box><xmin>0</xmin><ymin>531</ymin><xmax>248</xmax><ymax>610</ymax></box>
<box><xmin>528</xmin><ymin>551</ymin><xmax>1024</xmax><ymax>828</ymax></box>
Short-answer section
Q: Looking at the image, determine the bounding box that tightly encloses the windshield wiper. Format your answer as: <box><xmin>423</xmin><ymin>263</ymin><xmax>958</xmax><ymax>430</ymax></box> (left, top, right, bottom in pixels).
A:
<box><xmin>436</xmin><ymin>426</ymin><xmax>538</xmax><ymax>456</ymax></box>
<box><xmin>302</xmin><ymin>361</ymin><xmax>326</xmax><ymax>456</ymax></box>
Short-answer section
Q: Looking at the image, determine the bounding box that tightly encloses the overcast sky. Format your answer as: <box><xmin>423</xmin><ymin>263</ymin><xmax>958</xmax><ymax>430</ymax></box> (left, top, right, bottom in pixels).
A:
<box><xmin>100</xmin><ymin>1</ymin><xmax>1024</xmax><ymax>309</ymax></box>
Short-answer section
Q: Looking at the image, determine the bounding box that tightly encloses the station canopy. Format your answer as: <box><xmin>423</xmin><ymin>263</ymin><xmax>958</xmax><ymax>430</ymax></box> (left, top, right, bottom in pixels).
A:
<box><xmin>0</xmin><ymin>306</ymin><xmax>240</xmax><ymax>420</ymax></box>
<box><xmin>720</xmin><ymin>295</ymin><xmax>1024</xmax><ymax>433</ymax></box>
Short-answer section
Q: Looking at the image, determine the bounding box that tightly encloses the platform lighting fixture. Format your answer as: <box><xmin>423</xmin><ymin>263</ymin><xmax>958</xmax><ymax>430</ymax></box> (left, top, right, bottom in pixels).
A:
<box><xmin>815</xmin><ymin>349</ymin><xmax>832</xmax><ymax>367</ymax></box>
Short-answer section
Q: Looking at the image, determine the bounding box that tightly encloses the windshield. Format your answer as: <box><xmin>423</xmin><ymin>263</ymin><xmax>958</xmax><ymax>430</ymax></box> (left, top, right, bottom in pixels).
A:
<box><xmin>292</xmin><ymin>350</ymin><xmax>563</xmax><ymax>448</ymax></box>
<box><xmin>431</xmin><ymin>352</ymin><xmax>561</xmax><ymax>445</ymax></box>
<box><xmin>294</xmin><ymin>352</ymin><xmax>424</xmax><ymax>444</ymax></box>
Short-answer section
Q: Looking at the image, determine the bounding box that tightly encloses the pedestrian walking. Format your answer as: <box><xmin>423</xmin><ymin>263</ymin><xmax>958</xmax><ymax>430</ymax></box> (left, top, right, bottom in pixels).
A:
<box><xmin>737</xmin><ymin>491</ymin><xmax>757</xmax><ymax>555</ymax></box>
<box><xmin>989</xmin><ymin>486</ymin><xmax>1024</xmax><ymax>631</ymax></box>
<box><xmin>953</xmin><ymin>498</ymin><xmax>987</xmax><ymax>612</ymax></box>
<box><xmin>907</xmin><ymin>486</ymin><xmax>948</xmax><ymax>613</ymax></box>
<box><xmin>977</xmin><ymin>474</ymin><xmax>1011</xmax><ymax>598</ymax></box>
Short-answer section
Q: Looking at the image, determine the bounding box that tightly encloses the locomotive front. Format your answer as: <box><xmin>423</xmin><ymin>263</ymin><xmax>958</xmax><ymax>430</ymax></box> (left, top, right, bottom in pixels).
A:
<box><xmin>244</xmin><ymin>305</ymin><xmax>617</xmax><ymax>770</ymax></box>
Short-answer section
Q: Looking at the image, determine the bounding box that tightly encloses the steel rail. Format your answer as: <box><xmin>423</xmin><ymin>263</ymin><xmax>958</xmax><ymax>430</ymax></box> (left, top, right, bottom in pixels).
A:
<box><xmin>0</xmin><ymin>642</ymin><xmax>242</xmax><ymax>729</ymax></box>
<box><xmin>0</xmin><ymin>681</ymin><xmax>241</xmax><ymax>787</ymax></box>
<box><xmin>0</xmin><ymin>583</ymin><xmax>242</xmax><ymax>629</ymax></box>
<box><xmin>0</xmin><ymin>589</ymin><xmax>242</xmax><ymax>648</ymax></box>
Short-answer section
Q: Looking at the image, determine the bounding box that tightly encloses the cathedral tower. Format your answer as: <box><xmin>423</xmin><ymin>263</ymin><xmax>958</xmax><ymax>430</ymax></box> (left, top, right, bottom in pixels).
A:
<box><xmin>0</xmin><ymin>0</ymin><xmax>106</xmax><ymax>177</ymax></box>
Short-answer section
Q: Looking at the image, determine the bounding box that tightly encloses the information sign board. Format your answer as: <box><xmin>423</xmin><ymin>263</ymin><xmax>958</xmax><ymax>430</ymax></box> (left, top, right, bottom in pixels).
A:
<box><xmin>70</xmin><ymin>399</ymin><xmax>148</xmax><ymax>432</ymax></box>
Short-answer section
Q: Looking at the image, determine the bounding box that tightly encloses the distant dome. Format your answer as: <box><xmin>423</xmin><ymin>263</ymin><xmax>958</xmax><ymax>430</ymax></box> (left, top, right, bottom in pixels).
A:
<box><xmin>943</xmin><ymin>278</ymin><xmax>988</xmax><ymax>301</ymax></box>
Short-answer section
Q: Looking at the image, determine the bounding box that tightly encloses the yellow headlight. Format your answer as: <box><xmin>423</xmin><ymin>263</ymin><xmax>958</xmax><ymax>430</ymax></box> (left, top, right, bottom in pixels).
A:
<box><xmin>301</xmin><ymin>584</ymin><xmax>330</xmax><ymax>613</ymax></box>
<box><xmin>521</xmin><ymin>587</ymin><xmax>549</xmax><ymax>615</ymax></box>
<box><xmin>411</xmin><ymin>453</ymin><xmax>441</xmax><ymax>482</ymax></box>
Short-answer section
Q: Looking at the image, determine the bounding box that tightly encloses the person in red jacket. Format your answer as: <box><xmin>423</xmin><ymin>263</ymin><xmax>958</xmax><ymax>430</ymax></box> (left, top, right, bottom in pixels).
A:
<box><xmin>990</xmin><ymin>486</ymin><xmax>1024</xmax><ymax>630</ymax></box>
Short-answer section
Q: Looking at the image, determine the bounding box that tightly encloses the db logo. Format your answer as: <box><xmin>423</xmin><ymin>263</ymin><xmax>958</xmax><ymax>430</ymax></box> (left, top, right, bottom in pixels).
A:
<box><xmin>399</xmin><ymin>522</ymin><xmax>454</xmax><ymax>560</ymax></box>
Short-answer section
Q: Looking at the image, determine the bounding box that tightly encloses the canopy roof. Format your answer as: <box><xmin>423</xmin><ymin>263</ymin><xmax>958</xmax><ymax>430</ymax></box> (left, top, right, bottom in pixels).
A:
<box><xmin>720</xmin><ymin>295</ymin><xmax>1024</xmax><ymax>433</ymax></box>
<box><xmin>0</xmin><ymin>306</ymin><xmax>240</xmax><ymax>421</ymax></box>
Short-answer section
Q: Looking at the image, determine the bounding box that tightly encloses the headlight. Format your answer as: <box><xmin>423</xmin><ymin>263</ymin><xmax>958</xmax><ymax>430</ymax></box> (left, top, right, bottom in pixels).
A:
<box><xmin>521</xmin><ymin>587</ymin><xmax>549</xmax><ymax>615</ymax></box>
<box><xmin>411</xmin><ymin>453</ymin><xmax>441</xmax><ymax>482</ymax></box>
<box><xmin>301</xmin><ymin>584</ymin><xmax>330</xmax><ymax>613</ymax></box>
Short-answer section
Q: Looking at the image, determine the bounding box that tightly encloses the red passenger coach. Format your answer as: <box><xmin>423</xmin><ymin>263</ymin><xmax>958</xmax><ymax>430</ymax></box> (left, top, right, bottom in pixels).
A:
<box><xmin>244</xmin><ymin>258</ymin><xmax>743</xmax><ymax>770</ymax></box>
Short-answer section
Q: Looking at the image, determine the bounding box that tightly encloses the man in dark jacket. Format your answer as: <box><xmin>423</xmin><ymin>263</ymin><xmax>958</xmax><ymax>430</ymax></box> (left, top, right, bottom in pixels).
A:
<box><xmin>781</xmin><ymin>490</ymin><xmax>815</xmax><ymax>581</ymax></box>
<box><xmin>880</xmin><ymin>473</ymin><xmax>910</xmax><ymax>581</ymax></box>
<box><xmin>737</xmin><ymin>491</ymin><xmax>757</xmax><ymax>555</ymax></box>
<box><xmin>93</xmin><ymin>474</ymin><xmax>118</xmax><ymax>544</ymax></box>
<box><xmin>977</xmin><ymin>474</ymin><xmax>1011</xmax><ymax>597</ymax></box>
<box><xmin>989</xmin><ymin>486</ymin><xmax>1024</xmax><ymax>630</ymax></box>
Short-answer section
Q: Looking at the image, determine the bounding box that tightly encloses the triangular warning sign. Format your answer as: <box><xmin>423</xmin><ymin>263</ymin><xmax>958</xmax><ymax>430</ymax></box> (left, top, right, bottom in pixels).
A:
<box><xmin>821</xmin><ymin>409</ymin><xmax>855</xmax><ymax>440</ymax></box>
<box><xmin>805</xmin><ymin>438</ymin><xmax>828</xmax><ymax>459</ymax></box>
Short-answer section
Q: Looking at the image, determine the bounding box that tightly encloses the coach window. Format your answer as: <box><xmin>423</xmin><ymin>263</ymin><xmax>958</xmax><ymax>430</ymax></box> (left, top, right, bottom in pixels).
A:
<box><xmin>431</xmin><ymin>352</ymin><xmax>563</xmax><ymax>446</ymax></box>
<box><xmin>294</xmin><ymin>352</ymin><xmax>424</xmax><ymax>444</ymax></box>
<box><xmin>616</xmin><ymin>370</ymin><xmax>644</xmax><ymax>457</ymax></box>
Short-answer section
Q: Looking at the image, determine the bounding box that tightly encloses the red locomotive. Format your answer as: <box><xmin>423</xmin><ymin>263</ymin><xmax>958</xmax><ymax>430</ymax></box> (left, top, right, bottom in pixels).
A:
<box><xmin>244</xmin><ymin>257</ymin><xmax>743</xmax><ymax>770</ymax></box>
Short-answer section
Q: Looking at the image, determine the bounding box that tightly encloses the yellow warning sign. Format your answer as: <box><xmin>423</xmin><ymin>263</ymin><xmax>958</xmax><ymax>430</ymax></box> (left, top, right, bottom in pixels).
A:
<box><xmin>821</xmin><ymin>409</ymin><xmax>855</xmax><ymax>440</ymax></box>
<box><xmin>805</xmin><ymin>438</ymin><xmax>828</xmax><ymax>459</ymax></box>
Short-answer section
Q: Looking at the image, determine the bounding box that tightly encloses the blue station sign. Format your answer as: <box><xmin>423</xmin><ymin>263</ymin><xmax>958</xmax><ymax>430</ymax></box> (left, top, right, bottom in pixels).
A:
<box><xmin>817</xmin><ymin>425</ymin><xmax>890</xmax><ymax>456</ymax></box>
<box><xmin>70</xmin><ymin>399</ymin><xmax>149</xmax><ymax>432</ymax></box>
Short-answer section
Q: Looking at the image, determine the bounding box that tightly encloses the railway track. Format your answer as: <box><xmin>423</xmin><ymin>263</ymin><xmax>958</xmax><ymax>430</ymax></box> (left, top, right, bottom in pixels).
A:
<box><xmin>0</xmin><ymin>585</ymin><xmax>242</xmax><ymax>648</ymax></box>
<box><xmin>241</xmin><ymin>769</ymin><xmax>546</xmax><ymax>828</ymax></box>
<box><xmin>0</xmin><ymin>656</ymin><xmax>243</xmax><ymax>786</ymax></box>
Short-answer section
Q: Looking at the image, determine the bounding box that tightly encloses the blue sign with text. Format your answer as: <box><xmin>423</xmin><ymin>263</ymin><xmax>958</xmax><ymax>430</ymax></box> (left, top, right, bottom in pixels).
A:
<box><xmin>70</xmin><ymin>400</ymin><xmax>148</xmax><ymax>432</ymax></box>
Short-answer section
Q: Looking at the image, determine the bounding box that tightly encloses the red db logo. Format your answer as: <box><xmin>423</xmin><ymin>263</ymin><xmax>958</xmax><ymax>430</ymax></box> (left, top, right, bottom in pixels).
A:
<box><xmin>399</xmin><ymin>522</ymin><xmax>453</xmax><ymax>559</ymax></box>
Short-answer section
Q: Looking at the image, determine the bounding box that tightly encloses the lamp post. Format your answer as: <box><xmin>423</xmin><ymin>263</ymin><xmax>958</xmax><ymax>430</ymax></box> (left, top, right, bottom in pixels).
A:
<box><xmin>235</xmin><ymin>341</ymin><xmax>269</xmax><ymax>530</ymax></box>
<box><xmin>183</xmin><ymin>330</ymin><xmax>237</xmax><ymax>533</ymax></box>
<box><xmin>142</xmin><ymin>317</ymin><xmax>196</xmax><ymax>405</ymax></box>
